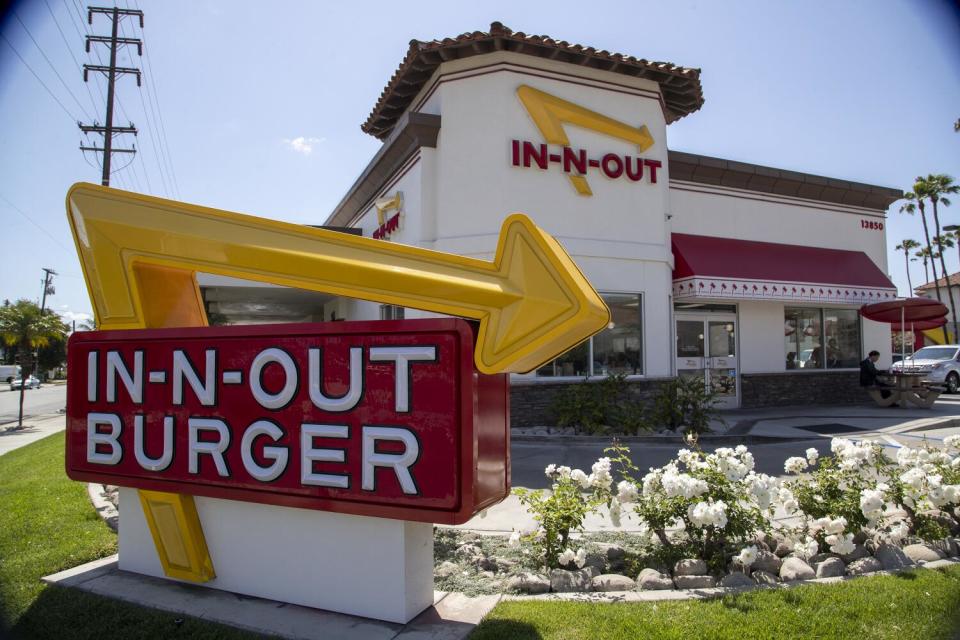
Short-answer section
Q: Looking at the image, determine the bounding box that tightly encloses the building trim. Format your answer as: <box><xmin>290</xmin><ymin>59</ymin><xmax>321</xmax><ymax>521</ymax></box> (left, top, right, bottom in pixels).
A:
<box><xmin>670</xmin><ymin>182</ymin><xmax>888</xmax><ymax>218</ymax></box>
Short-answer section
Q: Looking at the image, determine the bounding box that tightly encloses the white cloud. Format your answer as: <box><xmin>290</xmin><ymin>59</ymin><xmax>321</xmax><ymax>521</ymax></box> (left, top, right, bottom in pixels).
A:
<box><xmin>61</xmin><ymin>310</ymin><xmax>92</xmax><ymax>323</ymax></box>
<box><xmin>282</xmin><ymin>136</ymin><xmax>325</xmax><ymax>155</ymax></box>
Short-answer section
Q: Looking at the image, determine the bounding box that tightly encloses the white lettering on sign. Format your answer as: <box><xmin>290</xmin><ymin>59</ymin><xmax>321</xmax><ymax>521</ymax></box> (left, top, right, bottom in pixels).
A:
<box><xmin>300</xmin><ymin>423</ymin><xmax>349</xmax><ymax>488</ymax></box>
<box><xmin>240</xmin><ymin>419</ymin><xmax>289</xmax><ymax>482</ymax></box>
<box><xmin>308</xmin><ymin>347</ymin><xmax>363</xmax><ymax>412</ymax></box>
<box><xmin>249</xmin><ymin>348</ymin><xmax>298</xmax><ymax>409</ymax></box>
<box><xmin>106</xmin><ymin>350</ymin><xmax>143</xmax><ymax>404</ymax></box>
<box><xmin>188</xmin><ymin>417</ymin><xmax>231</xmax><ymax>476</ymax></box>
<box><xmin>134</xmin><ymin>415</ymin><xmax>173</xmax><ymax>471</ymax></box>
<box><xmin>362</xmin><ymin>425</ymin><xmax>419</xmax><ymax>495</ymax></box>
<box><xmin>368</xmin><ymin>346</ymin><xmax>437</xmax><ymax>412</ymax></box>
<box><xmin>87</xmin><ymin>412</ymin><xmax>122</xmax><ymax>465</ymax></box>
<box><xmin>173</xmin><ymin>349</ymin><xmax>216</xmax><ymax>406</ymax></box>
<box><xmin>87</xmin><ymin>351</ymin><xmax>98</xmax><ymax>402</ymax></box>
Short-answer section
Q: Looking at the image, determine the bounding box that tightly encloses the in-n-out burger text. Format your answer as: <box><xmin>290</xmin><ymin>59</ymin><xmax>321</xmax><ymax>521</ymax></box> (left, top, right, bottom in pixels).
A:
<box><xmin>511</xmin><ymin>140</ymin><xmax>662</xmax><ymax>184</ymax></box>
<box><xmin>83</xmin><ymin>345</ymin><xmax>435</xmax><ymax>493</ymax></box>
<box><xmin>65</xmin><ymin>320</ymin><xmax>510</xmax><ymax>524</ymax></box>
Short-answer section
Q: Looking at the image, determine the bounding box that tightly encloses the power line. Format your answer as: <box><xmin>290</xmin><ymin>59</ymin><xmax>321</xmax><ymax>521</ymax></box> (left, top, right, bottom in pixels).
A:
<box><xmin>12</xmin><ymin>10</ymin><xmax>93</xmax><ymax>121</ymax></box>
<box><xmin>0</xmin><ymin>193</ymin><xmax>73</xmax><ymax>253</ymax></box>
<box><xmin>0</xmin><ymin>32</ymin><xmax>78</xmax><ymax>121</ymax></box>
<box><xmin>43</xmin><ymin>0</ymin><xmax>99</xmax><ymax>117</ymax></box>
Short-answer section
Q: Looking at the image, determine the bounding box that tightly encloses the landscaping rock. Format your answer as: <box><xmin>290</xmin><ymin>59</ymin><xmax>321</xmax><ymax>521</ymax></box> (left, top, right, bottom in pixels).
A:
<box><xmin>720</xmin><ymin>572</ymin><xmax>755</xmax><ymax>588</ymax></box>
<box><xmin>550</xmin><ymin>568</ymin><xmax>593</xmax><ymax>592</ymax></box>
<box><xmin>673</xmin><ymin>558</ymin><xmax>708</xmax><ymax>576</ymax></box>
<box><xmin>594</xmin><ymin>543</ymin><xmax>627</xmax><ymax>562</ymax></box>
<box><xmin>673</xmin><ymin>575</ymin><xmax>717</xmax><ymax>589</ymax></box>
<box><xmin>846</xmin><ymin>557</ymin><xmax>882</xmax><ymax>576</ymax></box>
<box><xmin>815</xmin><ymin>557</ymin><xmax>846</xmax><ymax>578</ymax></box>
<box><xmin>455</xmin><ymin>543</ymin><xmax>483</xmax><ymax>559</ymax></box>
<box><xmin>853</xmin><ymin>530</ymin><xmax>869</xmax><ymax>545</ymax></box>
<box><xmin>752</xmin><ymin>570</ymin><xmax>779</xmax><ymax>585</ymax></box>
<box><xmin>435</xmin><ymin>561</ymin><xmax>459</xmax><ymax>578</ymax></box>
<box><xmin>583</xmin><ymin>551</ymin><xmax>607</xmax><ymax>572</ymax></box>
<box><xmin>938</xmin><ymin>538</ymin><xmax>959</xmax><ymax>557</ymax></box>
<box><xmin>637</xmin><ymin>568</ymin><xmax>675</xmax><ymax>590</ymax></box>
<box><xmin>839</xmin><ymin>544</ymin><xmax>870</xmax><ymax>563</ymax></box>
<box><xmin>809</xmin><ymin>552</ymin><xmax>839</xmax><ymax>565</ymax></box>
<box><xmin>506</xmin><ymin>572</ymin><xmax>551</xmax><ymax>594</ymax></box>
<box><xmin>874</xmin><ymin>543</ymin><xmax>915</xmax><ymax>571</ymax></box>
<box><xmin>591</xmin><ymin>574</ymin><xmax>636</xmax><ymax>592</ymax></box>
<box><xmin>480</xmin><ymin>570</ymin><xmax>495</xmax><ymax>579</ymax></box>
<box><xmin>903</xmin><ymin>543</ymin><xmax>947</xmax><ymax>564</ymax></box>
<box><xmin>476</xmin><ymin>556</ymin><xmax>499</xmax><ymax>572</ymax></box>
<box><xmin>496</xmin><ymin>558</ymin><xmax>518</xmax><ymax>572</ymax></box>
<box><xmin>774</xmin><ymin>541</ymin><xmax>793</xmax><ymax>558</ymax></box>
<box><xmin>751</xmin><ymin>551</ymin><xmax>782</xmax><ymax>575</ymax></box>
<box><xmin>779</xmin><ymin>557</ymin><xmax>815</xmax><ymax>581</ymax></box>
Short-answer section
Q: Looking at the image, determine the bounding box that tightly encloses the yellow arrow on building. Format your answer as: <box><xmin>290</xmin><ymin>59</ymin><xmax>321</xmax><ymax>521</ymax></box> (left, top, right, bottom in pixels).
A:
<box><xmin>67</xmin><ymin>183</ymin><xmax>609</xmax><ymax>375</ymax></box>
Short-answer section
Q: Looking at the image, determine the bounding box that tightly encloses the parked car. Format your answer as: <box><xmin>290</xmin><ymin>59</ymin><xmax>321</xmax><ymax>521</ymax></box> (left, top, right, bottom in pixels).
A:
<box><xmin>889</xmin><ymin>345</ymin><xmax>960</xmax><ymax>394</ymax></box>
<box><xmin>9</xmin><ymin>375</ymin><xmax>41</xmax><ymax>391</ymax></box>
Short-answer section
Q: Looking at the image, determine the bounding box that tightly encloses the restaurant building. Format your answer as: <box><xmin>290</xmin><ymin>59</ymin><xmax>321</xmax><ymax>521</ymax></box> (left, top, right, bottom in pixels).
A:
<box><xmin>205</xmin><ymin>23</ymin><xmax>903</xmax><ymax>423</ymax></box>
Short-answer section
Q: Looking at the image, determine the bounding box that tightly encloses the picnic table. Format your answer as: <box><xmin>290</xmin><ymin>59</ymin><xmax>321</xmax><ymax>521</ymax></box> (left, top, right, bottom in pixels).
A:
<box><xmin>867</xmin><ymin>371</ymin><xmax>942</xmax><ymax>408</ymax></box>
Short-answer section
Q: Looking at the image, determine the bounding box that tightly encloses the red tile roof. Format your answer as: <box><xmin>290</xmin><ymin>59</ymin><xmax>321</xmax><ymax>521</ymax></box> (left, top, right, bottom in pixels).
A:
<box><xmin>362</xmin><ymin>22</ymin><xmax>704</xmax><ymax>140</ymax></box>
<box><xmin>915</xmin><ymin>272</ymin><xmax>960</xmax><ymax>291</ymax></box>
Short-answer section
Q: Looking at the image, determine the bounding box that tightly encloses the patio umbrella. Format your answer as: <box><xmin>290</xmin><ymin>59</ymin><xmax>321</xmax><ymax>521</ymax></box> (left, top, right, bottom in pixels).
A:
<box><xmin>860</xmin><ymin>298</ymin><xmax>949</xmax><ymax>363</ymax></box>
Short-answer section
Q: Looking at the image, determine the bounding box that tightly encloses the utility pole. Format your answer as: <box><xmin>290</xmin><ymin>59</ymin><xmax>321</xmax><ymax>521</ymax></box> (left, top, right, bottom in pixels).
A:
<box><xmin>78</xmin><ymin>6</ymin><xmax>144</xmax><ymax>186</ymax></box>
<box><xmin>39</xmin><ymin>267</ymin><xmax>56</xmax><ymax>314</ymax></box>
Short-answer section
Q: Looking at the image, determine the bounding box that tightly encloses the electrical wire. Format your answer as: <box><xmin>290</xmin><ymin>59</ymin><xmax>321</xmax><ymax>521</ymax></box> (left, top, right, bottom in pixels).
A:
<box><xmin>42</xmin><ymin>0</ymin><xmax>99</xmax><ymax>117</ymax></box>
<box><xmin>12</xmin><ymin>10</ymin><xmax>93</xmax><ymax>121</ymax></box>
<box><xmin>0</xmin><ymin>32</ymin><xmax>79</xmax><ymax>121</ymax></box>
<box><xmin>0</xmin><ymin>193</ymin><xmax>73</xmax><ymax>253</ymax></box>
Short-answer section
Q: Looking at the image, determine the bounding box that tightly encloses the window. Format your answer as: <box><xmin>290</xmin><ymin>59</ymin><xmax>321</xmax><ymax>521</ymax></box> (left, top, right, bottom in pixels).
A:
<box><xmin>536</xmin><ymin>293</ymin><xmax>642</xmax><ymax>377</ymax></box>
<box><xmin>784</xmin><ymin>307</ymin><xmax>860</xmax><ymax>370</ymax></box>
<box><xmin>379</xmin><ymin>305</ymin><xmax>405</xmax><ymax>320</ymax></box>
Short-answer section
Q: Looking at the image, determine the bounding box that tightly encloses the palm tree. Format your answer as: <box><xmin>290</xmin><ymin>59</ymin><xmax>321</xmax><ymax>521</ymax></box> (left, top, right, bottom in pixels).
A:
<box><xmin>902</xmin><ymin>182</ymin><xmax>949</xmax><ymax>342</ymax></box>
<box><xmin>895</xmin><ymin>239</ymin><xmax>921</xmax><ymax>294</ymax></box>
<box><xmin>916</xmin><ymin>246</ymin><xmax>935</xmax><ymax>288</ymax></box>
<box><xmin>0</xmin><ymin>299</ymin><xmax>68</xmax><ymax>429</ymax></box>
<box><xmin>923</xmin><ymin>174</ymin><xmax>960</xmax><ymax>334</ymax></box>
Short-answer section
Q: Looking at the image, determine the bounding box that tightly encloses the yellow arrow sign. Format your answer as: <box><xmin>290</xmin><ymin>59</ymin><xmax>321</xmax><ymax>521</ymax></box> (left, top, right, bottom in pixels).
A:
<box><xmin>67</xmin><ymin>183</ymin><xmax>609</xmax><ymax>374</ymax></box>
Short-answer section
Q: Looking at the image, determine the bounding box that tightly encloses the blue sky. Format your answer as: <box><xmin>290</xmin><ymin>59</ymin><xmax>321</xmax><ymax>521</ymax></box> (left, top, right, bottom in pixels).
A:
<box><xmin>1</xmin><ymin>0</ymin><xmax>958</xmax><ymax>324</ymax></box>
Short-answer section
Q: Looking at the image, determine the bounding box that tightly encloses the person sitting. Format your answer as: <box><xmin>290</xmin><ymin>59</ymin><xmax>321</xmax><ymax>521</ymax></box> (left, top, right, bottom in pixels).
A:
<box><xmin>860</xmin><ymin>350</ymin><xmax>894</xmax><ymax>402</ymax></box>
<box><xmin>786</xmin><ymin>352</ymin><xmax>797</xmax><ymax>369</ymax></box>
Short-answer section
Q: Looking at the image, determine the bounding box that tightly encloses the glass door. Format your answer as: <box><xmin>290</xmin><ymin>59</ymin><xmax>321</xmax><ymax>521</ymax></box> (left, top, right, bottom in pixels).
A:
<box><xmin>675</xmin><ymin>314</ymin><xmax>739</xmax><ymax>409</ymax></box>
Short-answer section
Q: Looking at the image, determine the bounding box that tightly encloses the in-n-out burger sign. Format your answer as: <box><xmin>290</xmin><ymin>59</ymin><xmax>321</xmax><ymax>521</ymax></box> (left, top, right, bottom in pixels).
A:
<box><xmin>372</xmin><ymin>192</ymin><xmax>402</xmax><ymax>240</ymax></box>
<box><xmin>510</xmin><ymin>140</ymin><xmax>662</xmax><ymax>184</ymax></box>
<box><xmin>66</xmin><ymin>319</ymin><xmax>509</xmax><ymax>524</ymax></box>
<box><xmin>513</xmin><ymin>84</ymin><xmax>661</xmax><ymax>196</ymax></box>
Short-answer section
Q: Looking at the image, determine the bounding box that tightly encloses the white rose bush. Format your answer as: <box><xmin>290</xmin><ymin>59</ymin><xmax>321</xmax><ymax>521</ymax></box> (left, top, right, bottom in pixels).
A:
<box><xmin>512</xmin><ymin>435</ymin><xmax>960</xmax><ymax>574</ymax></box>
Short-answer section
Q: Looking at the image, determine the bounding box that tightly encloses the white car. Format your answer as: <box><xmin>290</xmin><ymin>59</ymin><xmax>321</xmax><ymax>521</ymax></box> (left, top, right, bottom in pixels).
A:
<box><xmin>890</xmin><ymin>345</ymin><xmax>960</xmax><ymax>394</ymax></box>
<box><xmin>9</xmin><ymin>375</ymin><xmax>41</xmax><ymax>391</ymax></box>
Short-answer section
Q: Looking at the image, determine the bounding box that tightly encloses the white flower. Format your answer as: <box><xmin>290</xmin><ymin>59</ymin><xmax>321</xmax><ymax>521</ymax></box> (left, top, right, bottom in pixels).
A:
<box><xmin>826</xmin><ymin>533</ymin><xmax>856</xmax><ymax>556</ymax></box>
<box><xmin>617</xmin><ymin>480</ymin><xmax>637</xmax><ymax>503</ymax></box>
<box><xmin>574</xmin><ymin>548</ymin><xmax>587</xmax><ymax>569</ymax></box>
<box><xmin>737</xmin><ymin>545</ymin><xmax>758</xmax><ymax>567</ymax></box>
<box><xmin>784</xmin><ymin>457</ymin><xmax>808</xmax><ymax>474</ymax></box>
<box><xmin>544</xmin><ymin>464</ymin><xmax>557</xmax><ymax>478</ymax></box>
<box><xmin>508</xmin><ymin>531</ymin><xmax>521</xmax><ymax>548</ymax></box>
<box><xmin>782</xmin><ymin>498</ymin><xmax>799</xmax><ymax>514</ymax></box>
<box><xmin>735</xmin><ymin>444</ymin><xmax>748</xmax><ymax>455</ymax></box>
<box><xmin>609</xmin><ymin>497</ymin><xmax>622</xmax><ymax>527</ymax></box>
<box><xmin>589</xmin><ymin>457</ymin><xmax>613</xmax><ymax>489</ymax></box>
<box><xmin>558</xmin><ymin>548</ymin><xmax>576</xmax><ymax>566</ymax></box>
<box><xmin>797</xmin><ymin>537</ymin><xmax>819</xmax><ymax>558</ymax></box>
<box><xmin>860</xmin><ymin>488</ymin><xmax>885</xmax><ymax>520</ymax></box>
<box><xmin>886</xmin><ymin>521</ymin><xmax>910</xmax><ymax>544</ymax></box>
<box><xmin>570</xmin><ymin>469</ymin><xmax>591</xmax><ymax>489</ymax></box>
<box><xmin>806</xmin><ymin>447</ymin><xmax>819</xmax><ymax>465</ymax></box>
<box><xmin>556</xmin><ymin>466</ymin><xmax>572</xmax><ymax>480</ymax></box>
<box><xmin>900</xmin><ymin>467</ymin><xmax>925</xmax><ymax>490</ymax></box>
<box><xmin>688</xmin><ymin>500</ymin><xmax>728</xmax><ymax>529</ymax></box>
<box><xmin>944</xmin><ymin>434</ymin><xmax>960</xmax><ymax>453</ymax></box>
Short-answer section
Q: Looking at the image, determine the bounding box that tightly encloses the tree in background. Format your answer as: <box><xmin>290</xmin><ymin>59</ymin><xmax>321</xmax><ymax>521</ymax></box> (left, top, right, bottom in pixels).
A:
<box><xmin>0</xmin><ymin>299</ymin><xmax>68</xmax><ymax>429</ymax></box>
<box><xmin>915</xmin><ymin>246</ymin><xmax>936</xmax><ymax>288</ymax></box>
<box><xmin>901</xmin><ymin>182</ymin><xmax>949</xmax><ymax>342</ymax></box>
<box><xmin>895</xmin><ymin>238</ymin><xmax>921</xmax><ymax>293</ymax></box>
<box><xmin>922</xmin><ymin>174</ymin><xmax>959</xmax><ymax>332</ymax></box>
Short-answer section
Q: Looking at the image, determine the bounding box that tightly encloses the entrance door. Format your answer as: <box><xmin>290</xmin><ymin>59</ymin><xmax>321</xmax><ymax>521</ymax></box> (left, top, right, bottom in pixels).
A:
<box><xmin>675</xmin><ymin>314</ymin><xmax>739</xmax><ymax>409</ymax></box>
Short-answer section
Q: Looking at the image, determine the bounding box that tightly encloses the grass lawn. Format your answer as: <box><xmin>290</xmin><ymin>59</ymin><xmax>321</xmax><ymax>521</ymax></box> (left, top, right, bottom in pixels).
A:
<box><xmin>0</xmin><ymin>432</ymin><xmax>261</xmax><ymax>639</ymax></box>
<box><xmin>471</xmin><ymin>565</ymin><xmax>960</xmax><ymax>640</ymax></box>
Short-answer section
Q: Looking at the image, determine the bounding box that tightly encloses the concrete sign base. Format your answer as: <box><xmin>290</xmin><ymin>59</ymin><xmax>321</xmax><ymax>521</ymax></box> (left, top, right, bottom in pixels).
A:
<box><xmin>117</xmin><ymin>488</ymin><xmax>435</xmax><ymax>624</ymax></box>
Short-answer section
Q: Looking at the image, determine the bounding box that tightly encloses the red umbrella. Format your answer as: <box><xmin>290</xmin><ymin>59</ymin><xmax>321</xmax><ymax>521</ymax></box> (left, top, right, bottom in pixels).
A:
<box><xmin>889</xmin><ymin>317</ymin><xmax>946</xmax><ymax>331</ymax></box>
<box><xmin>860</xmin><ymin>298</ymin><xmax>949</xmax><ymax>361</ymax></box>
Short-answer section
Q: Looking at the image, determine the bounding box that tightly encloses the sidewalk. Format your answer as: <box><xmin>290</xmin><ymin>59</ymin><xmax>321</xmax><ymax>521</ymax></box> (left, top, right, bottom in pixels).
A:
<box><xmin>0</xmin><ymin>413</ymin><xmax>66</xmax><ymax>457</ymax></box>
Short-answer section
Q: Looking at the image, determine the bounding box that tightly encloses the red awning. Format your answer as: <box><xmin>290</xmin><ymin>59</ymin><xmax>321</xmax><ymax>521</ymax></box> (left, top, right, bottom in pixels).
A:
<box><xmin>672</xmin><ymin>234</ymin><xmax>897</xmax><ymax>305</ymax></box>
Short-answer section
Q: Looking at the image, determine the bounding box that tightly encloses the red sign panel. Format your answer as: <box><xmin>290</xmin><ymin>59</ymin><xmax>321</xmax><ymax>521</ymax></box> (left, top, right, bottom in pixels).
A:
<box><xmin>66</xmin><ymin>319</ymin><xmax>510</xmax><ymax>524</ymax></box>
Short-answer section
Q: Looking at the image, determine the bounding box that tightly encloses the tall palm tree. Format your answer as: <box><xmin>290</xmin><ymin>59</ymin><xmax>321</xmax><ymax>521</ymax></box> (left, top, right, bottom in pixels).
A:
<box><xmin>902</xmin><ymin>182</ymin><xmax>949</xmax><ymax>341</ymax></box>
<box><xmin>923</xmin><ymin>174</ymin><xmax>960</xmax><ymax>334</ymax></box>
<box><xmin>895</xmin><ymin>238</ymin><xmax>921</xmax><ymax>294</ymax></box>
<box><xmin>916</xmin><ymin>246</ymin><xmax>936</xmax><ymax>289</ymax></box>
<box><xmin>0</xmin><ymin>299</ymin><xmax>68</xmax><ymax>429</ymax></box>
